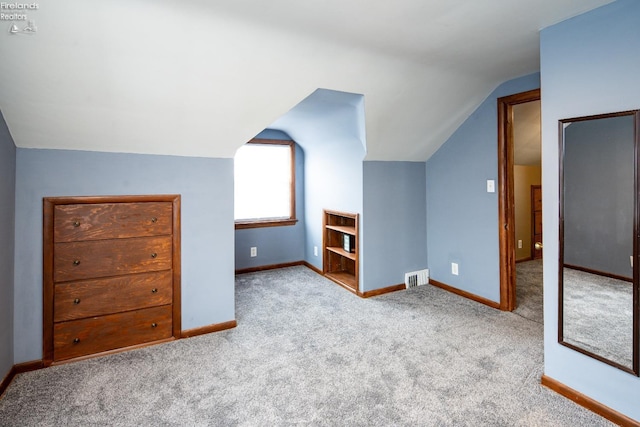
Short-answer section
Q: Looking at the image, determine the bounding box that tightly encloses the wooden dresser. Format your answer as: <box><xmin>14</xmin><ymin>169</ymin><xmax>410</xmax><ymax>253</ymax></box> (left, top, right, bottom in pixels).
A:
<box><xmin>43</xmin><ymin>195</ymin><xmax>181</xmax><ymax>365</ymax></box>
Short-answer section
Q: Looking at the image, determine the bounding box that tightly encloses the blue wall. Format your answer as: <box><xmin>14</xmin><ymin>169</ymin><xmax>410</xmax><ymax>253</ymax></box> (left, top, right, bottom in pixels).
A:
<box><xmin>362</xmin><ymin>161</ymin><xmax>427</xmax><ymax>291</ymax></box>
<box><xmin>235</xmin><ymin>95</ymin><xmax>367</xmax><ymax>279</ymax></box>
<box><xmin>300</xmin><ymin>130</ymin><xmax>364</xmax><ymax>274</ymax></box>
<box><xmin>540</xmin><ymin>0</ymin><xmax>640</xmax><ymax>420</ymax></box>
<box><xmin>13</xmin><ymin>149</ymin><xmax>235</xmax><ymax>363</ymax></box>
<box><xmin>235</xmin><ymin>130</ymin><xmax>306</xmax><ymax>270</ymax></box>
<box><xmin>426</xmin><ymin>73</ymin><xmax>540</xmax><ymax>302</ymax></box>
<box><xmin>0</xmin><ymin>112</ymin><xmax>16</xmax><ymax>381</ymax></box>
<box><xmin>563</xmin><ymin>115</ymin><xmax>634</xmax><ymax>278</ymax></box>
<box><xmin>273</xmin><ymin>91</ymin><xmax>367</xmax><ymax>277</ymax></box>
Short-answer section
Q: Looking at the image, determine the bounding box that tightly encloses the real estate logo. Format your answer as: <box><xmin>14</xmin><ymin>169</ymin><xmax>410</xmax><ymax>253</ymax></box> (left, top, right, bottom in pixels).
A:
<box><xmin>1</xmin><ymin>2</ymin><xmax>39</xmax><ymax>34</ymax></box>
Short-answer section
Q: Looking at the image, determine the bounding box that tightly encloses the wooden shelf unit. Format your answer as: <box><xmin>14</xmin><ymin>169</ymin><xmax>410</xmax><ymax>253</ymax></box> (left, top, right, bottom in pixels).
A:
<box><xmin>323</xmin><ymin>210</ymin><xmax>359</xmax><ymax>293</ymax></box>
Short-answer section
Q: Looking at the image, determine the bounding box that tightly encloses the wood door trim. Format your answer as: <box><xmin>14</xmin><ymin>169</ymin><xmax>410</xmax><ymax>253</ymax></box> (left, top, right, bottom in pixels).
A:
<box><xmin>498</xmin><ymin>89</ymin><xmax>541</xmax><ymax>311</ymax></box>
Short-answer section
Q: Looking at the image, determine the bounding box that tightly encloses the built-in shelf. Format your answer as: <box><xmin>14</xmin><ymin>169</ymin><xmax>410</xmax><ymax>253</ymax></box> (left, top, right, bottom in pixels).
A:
<box><xmin>325</xmin><ymin>271</ymin><xmax>357</xmax><ymax>290</ymax></box>
<box><xmin>323</xmin><ymin>210</ymin><xmax>359</xmax><ymax>294</ymax></box>
<box><xmin>325</xmin><ymin>224</ymin><xmax>356</xmax><ymax>235</ymax></box>
<box><xmin>326</xmin><ymin>246</ymin><xmax>357</xmax><ymax>261</ymax></box>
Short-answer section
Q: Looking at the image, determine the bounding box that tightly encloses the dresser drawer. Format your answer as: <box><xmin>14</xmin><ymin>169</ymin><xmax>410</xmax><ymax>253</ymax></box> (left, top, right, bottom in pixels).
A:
<box><xmin>53</xmin><ymin>305</ymin><xmax>173</xmax><ymax>361</ymax></box>
<box><xmin>54</xmin><ymin>271</ymin><xmax>172</xmax><ymax>322</ymax></box>
<box><xmin>54</xmin><ymin>236</ymin><xmax>172</xmax><ymax>282</ymax></box>
<box><xmin>54</xmin><ymin>202</ymin><xmax>173</xmax><ymax>242</ymax></box>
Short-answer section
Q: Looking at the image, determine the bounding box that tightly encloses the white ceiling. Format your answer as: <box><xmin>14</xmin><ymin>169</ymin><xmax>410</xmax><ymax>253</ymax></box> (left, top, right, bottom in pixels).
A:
<box><xmin>0</xmin><ymin>0</ymin><xmax>613</xmax><ymax>160</ymax></box>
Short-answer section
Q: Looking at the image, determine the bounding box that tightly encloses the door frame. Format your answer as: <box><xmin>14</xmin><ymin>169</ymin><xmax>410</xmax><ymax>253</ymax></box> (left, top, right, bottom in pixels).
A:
<box><xmin>497</xmin><ymin>88</ymin><xmax>541</xmax><ymax>311</ymax></box>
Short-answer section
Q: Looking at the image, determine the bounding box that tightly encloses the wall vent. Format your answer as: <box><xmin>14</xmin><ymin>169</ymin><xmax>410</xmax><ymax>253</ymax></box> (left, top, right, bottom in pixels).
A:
<box><xmin>405</xmin><ymin>269</ymin><xmax>429</xmax><ymax>289</ymax></box>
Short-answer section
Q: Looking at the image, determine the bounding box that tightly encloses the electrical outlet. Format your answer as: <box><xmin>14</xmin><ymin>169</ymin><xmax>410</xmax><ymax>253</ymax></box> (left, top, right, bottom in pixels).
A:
<box><xmin>631</xmin><ymin>255</ymin><xmax>634</xmax><ymax>268</ymax></box>
<box><xmin>250</xmin><ymin>247</ymin><xmax>257</xmax><ymax>257</ymax></box>
<box><xmin>518</xmin><ymin>240</ymin><xmax>523</xmax><ymax>249</ymax></box>
<box><xmin>451</xmin><ymin>262</ymin><xmax>459</xmax><ymax>275</ymax></box>
<box><xmin>314</xmin><ymin>246</ymin><xmax>318</xmax><ymax>256</ymax></box>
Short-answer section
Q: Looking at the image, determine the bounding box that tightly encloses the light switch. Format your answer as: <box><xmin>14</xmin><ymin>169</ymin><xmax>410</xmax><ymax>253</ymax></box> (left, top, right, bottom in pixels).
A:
<box><xmin>487</xmin><ymin>180</ymin><xmax>495</xmax><ymax>193</ymax></box>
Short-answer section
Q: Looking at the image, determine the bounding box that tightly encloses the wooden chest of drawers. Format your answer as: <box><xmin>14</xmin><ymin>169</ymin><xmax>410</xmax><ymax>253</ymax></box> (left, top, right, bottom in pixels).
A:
<box><xmin>43</xmin><ymin>195</ymin><xmax>181</xmax><ymax>365</ymax></box>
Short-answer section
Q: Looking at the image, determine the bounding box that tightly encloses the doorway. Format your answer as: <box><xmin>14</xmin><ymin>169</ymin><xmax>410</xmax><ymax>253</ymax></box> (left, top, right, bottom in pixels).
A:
<box><xmin>531</xmin><ymin>185</ymin><xmax>542</xmax><ymax>260</ymax></box>
<box><xmin>497</xmin><ymin>89</ymin><xmax>541</xmax><ymax>312</ymax></box>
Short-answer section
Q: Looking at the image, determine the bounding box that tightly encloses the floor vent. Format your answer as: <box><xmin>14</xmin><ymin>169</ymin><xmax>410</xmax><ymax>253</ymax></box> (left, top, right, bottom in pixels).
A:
<box><xmin>405</xmin><ymin>269</ymin><xmax>429</xmax><ymax>289</ymax></box>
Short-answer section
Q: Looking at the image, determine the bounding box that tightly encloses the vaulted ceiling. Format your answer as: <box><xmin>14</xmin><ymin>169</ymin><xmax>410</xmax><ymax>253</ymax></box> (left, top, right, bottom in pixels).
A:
<box><xmin>0</xmin><ymin>0</ymin><xmax>613</xmax><ymax>160</ymax></box>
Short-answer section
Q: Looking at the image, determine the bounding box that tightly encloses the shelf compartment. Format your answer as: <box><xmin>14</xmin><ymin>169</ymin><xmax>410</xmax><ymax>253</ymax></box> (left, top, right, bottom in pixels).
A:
<box><xmin>325</xmin><ymin>224</ymin><xmax>356</xmax><ymax>235</ymax></box>
<box><xmin>325</xmin><ymin>271</ymin><xmax>357</xmax><ymax>291</ymax></box>
<box><xmin>326</xmin><ymin>246</ymin><xmax>356</xmax><ymax>260</ymax></box>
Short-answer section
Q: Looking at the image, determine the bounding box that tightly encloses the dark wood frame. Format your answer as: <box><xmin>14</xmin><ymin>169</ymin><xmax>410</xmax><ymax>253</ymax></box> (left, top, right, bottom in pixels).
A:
<box><xmin>498</xmin><ymin>89</ymin><xmax>541</xmax><ymax>311</ymax></box>
<box><xmin>43</xmin><ymin>194</ymin><xmax>182</xmax><ymax>366</ymax></box>
<box><xmin>558</xmin><ymin>110</ymin><xmax>640</xmax><ymax>376</ymax></box>
<box><xmin>234</xmin><ymin>139</ymin><xmax>298</xmax><ymax>229</ymax></box>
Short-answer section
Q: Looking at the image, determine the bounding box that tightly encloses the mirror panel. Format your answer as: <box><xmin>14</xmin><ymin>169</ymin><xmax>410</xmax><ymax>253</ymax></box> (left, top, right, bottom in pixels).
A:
<box><xmin>559</xmin><ymin>110</ymin><xmax>640</xmax><ymax>375</ymax></box>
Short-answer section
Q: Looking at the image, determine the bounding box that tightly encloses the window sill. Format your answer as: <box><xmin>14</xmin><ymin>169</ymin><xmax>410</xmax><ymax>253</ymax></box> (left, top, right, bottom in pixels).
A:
<box><xmin>235</xmin><ymin>218</ymin><xmax>298</xmax><ymax>230</ymax></box>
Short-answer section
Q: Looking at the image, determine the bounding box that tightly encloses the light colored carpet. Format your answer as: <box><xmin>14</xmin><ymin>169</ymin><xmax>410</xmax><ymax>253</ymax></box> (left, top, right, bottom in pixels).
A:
<box><xmin>0</xmin><ymin>266</ymin><xmax>614</xmax><ymax>426</ymax></box>
<box><xmin>514</xmin><ymin>259</ymin><xmax>634</xmax><ymax>369</ymax></box>
<box><xmin>514</xmin><ymin>259</ymin><xmax>543</xmax><ymax>324</ymax></box>
<box><xmin>562</xmin><ymin>267</ymin><xmax>634</xmax><ymax>368</ymax></box>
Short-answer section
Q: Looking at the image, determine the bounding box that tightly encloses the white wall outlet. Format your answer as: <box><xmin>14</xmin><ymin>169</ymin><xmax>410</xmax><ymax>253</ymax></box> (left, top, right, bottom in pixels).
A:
<box><xmin>451</xmin><ymin>262</ymin><xmax>459</xmax><ymax>275</ymax></box>
<box><xmin>518</xmin><ymin>240</ymin><xmax>523</xmax><ymax>249</ymax></box>
<box><xmin>631</xmin><ymin>255</ymin><xmax>634</xmax><ymax>268</ymax></box>
<box><xmin>314</xmin><ymin>246</ymin><xmax>318</xmax><ymax>256</ymax></box>
<box><xmin>250</xmin><ymin>247</ymin><xmax>257</xmax><ymax>257</ymax></box>
<box><xmin>486</xmin><ymin>179</ymin><xmax>495</xmax><ymax>193</ymax></box>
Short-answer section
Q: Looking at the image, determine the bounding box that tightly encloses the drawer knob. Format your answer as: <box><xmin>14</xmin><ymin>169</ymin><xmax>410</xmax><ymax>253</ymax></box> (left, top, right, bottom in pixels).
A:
<box><xmin>73</xmin><ymin>260</ymin><xmax>81</xmax><ymax>266</ymax></box>
<box><xmin>151</xmin><ymin>322</ymin><xmax>158</xmax><ymax>328</ymax></box>
<box><xmin>73</xmin><ymin>298</ymin><xmax>81</xmax><ymax>304</ymax></box>
<box><xmin>151</xmin><ymin>253</ymin><xmax>157</xmax><ymax>258</ymax></box>
<box><xmin>73</xmin><ymin>338</ymin><xmax>80</xmax><ymax>344</ymax></box>
<box><xmin>151</xmin><ymin>288</ymin><xmax>158</xmax><ymax>293</ymax></box>
<box><xmin>151</xmin><ymin>217</ymin><xmax>158</xmax><ymax>223</ymax></box>
<box><xmin>73</xmin><ymin>221</ymin><xmax>81</xmax><ymax>227</ymax></box>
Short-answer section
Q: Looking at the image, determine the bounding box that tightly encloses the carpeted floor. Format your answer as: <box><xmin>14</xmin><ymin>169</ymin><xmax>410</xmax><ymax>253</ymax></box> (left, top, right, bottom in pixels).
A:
<box><xmin>514</xmin><ymin>258</ymin><xmax>634</xmax><ymax>369</ymax></box>
<box><xmin>562</xmin><ymin>267</ymin><xmax>634</xmax><ymax>368</ymax></box>
<box><xmin>0</xmin><ymin>266</ymin><xmax>615</xmax><ymax>426</ymax></box>
<box><xmin>514</xmin><ymin>259</ymin><xmax>543</xmax><ymax>324</ymax></box>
